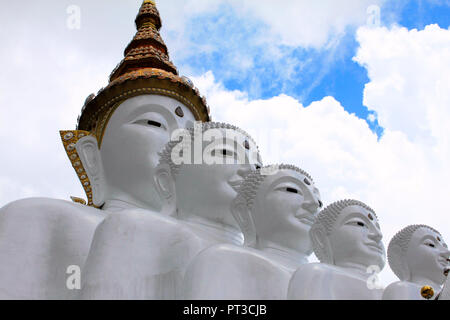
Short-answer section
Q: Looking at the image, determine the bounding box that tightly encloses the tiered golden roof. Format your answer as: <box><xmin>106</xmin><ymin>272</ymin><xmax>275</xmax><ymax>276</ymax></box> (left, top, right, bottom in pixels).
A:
<box><xmin>110</xmin><ymin>0</ymin><xmax>177</xmax><ymax>80</ymax></box>
<box><xmin>77</xmin><ymin>0</ymin><xmax>211</xmax><ymax>136</ymax></box>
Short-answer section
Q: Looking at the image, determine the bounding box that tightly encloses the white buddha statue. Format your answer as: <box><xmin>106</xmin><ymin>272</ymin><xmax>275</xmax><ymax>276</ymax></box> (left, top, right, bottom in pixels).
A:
<box><xmin>182</xmin><ymin>164</ymin><xmax>322</xmax><ymax>299</ymax></box>
<box><xmin>0</xmin><ymin>0</ymin><xmax>210</xmax><ymax>299</ymax></box>
<box><xmin>288</xmin><ymin>199</ymin><xmax>386</xmax><ymax>300</ymax></box>
<box><xmin>383</xmin><ymin>225</ymin><xmax>450</xmax><ymax>300</ymax></box>
<box><xmin>79</xmin><ymin>122</ymin><xmax>262</xmax><ymax>299</ymax></box>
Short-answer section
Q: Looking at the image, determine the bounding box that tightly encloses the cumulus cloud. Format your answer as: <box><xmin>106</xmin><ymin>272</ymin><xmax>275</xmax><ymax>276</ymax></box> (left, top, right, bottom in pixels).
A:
<box><xmin>157</xmin><ymin>0</ymin><xmax>387</xmax><ymax>99</ymax></box>
<box><xmin>159</xmin><ymin>0</ymin><xmax>386</xmax><ymax>49</ymax></box>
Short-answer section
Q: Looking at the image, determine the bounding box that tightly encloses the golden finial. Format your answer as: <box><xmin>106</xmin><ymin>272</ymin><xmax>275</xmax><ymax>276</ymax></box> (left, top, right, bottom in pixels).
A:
<box><xmin>421</xmin><ymin>286</ymin><xmax>435</xmax><ymax>300</ymax></box>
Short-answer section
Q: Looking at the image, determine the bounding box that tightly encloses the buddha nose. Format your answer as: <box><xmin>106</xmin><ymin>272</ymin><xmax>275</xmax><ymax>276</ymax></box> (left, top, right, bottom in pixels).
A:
<box><xmin>441</xmin><ymin>248</ymin><xmax>450</xmax><ymax>260</ymax></box>
<box><xmin>368</xmin><ymin>227</ymin><xmax>383</xmax><ymax>243</ymax></box>
<box><xmin>301</xmin><ymin>190</ymin><xmax>320</xmax><ymax>214</ymax></box>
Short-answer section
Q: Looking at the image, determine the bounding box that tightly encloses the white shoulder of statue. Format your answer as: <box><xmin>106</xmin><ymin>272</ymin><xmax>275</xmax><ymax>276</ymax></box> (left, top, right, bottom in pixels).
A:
<box><xmin>382</xmin><ymin>281</ymin><xmax>418</xmax><ymax>300</ymax></box>
<box><xmin>182</xmin><ymin>243</ymin><xmax>292</xmax><ymax>300</ymax></box>
<box><xmin>0</xmin><ymin>197</ymin><xmax>105</xmax><ymax>299</ymax></box>
<box><xmin>80</xmin><ymin>208</ymin><xmax>200</xmax><ymax>300</ymax></box>
<box><xmin>287</xmin><ymin>263</ymin><xmax>333</xmax><ymax>300</ymax></box>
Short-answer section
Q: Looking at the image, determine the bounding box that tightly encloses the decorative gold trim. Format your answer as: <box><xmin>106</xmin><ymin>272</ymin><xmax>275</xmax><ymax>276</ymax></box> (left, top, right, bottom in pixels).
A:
<box><xmin>93</xmin><ymin>86</ymin><xmax>205</xmax><ymax>148</ymax></box>
<box><xmin>60</xmin><ymin>130</ymin><xmax>98</xmax><ymax>207</ymax></box>
<box><xmin>78</xmin><ymin>67</ymin><xmax>211</xmax><ymax>133</ymax></box>
<box><xmin>142</xmin><ymin>21</ymin><xmax>157</xmax><ymax>29</ymax></box>
<box><xmin>70</xmin><ymin>196</ymin><xmax>87</xmax><ymax>205</ymax></box>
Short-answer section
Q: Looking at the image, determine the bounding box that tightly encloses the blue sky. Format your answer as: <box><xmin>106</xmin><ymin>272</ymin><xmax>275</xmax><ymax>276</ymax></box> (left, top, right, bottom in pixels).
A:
<box><xmin>170</xmin><ymin>0</ymin><xmax>450</xmax><ymax>138</ymax></box>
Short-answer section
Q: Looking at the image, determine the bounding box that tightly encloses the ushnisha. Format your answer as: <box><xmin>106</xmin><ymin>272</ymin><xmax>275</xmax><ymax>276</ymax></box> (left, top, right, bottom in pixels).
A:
<box><xmin>288</xmin><ymin>199</ymin><xmax>386</xmax><ymax>300</ymax></box>
<box><xmin>183</xmin><ymin>164</ymin><xmax>322</xmax><ymax>299</ymax></box>
<box><xmin>383</xmin><ymin>225</ymin><xmax>450</xmax><ymax>300</ymax></box>
<box><xmin>80</xmin><ymin>121</ymin><xmax>262</xmax><ymax>299</ymax></box>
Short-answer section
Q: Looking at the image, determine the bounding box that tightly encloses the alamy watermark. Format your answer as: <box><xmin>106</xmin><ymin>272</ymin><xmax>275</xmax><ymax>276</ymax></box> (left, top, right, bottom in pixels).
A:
<box><xmin>367</xmin><ymin>5</ymin><xmax>381</xmax><ymax>28</ymax></box>
<box><xmin>66</xmin><ymin>5</ymin><xmax>81</xmax><ymax>30</ymax></box>
<box><xmin>366</xmin><ymin>264</ymin><xmax>383</xmax><ymax>290</ymax></box>
<box><xmin>66</xmin><ymin>265</ymin><xmax>81</xmax><ymax>290</ymax></box>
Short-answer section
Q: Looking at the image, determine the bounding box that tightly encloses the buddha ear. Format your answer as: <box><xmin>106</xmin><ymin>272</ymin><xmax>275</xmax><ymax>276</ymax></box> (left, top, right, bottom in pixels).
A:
<box><xmin>310</xmin><ymin>225</ymin><xmax>333</xmax><ymax>264</ymax></box>
<box><xmin>389</xmin><ymin>244</ymin><xmax>410</xmax><ymax>281</ymax></box>
<box><xmin>231</xmin><ymin>198</ymin><xmax>256</xmax><ymax>247</ymax></box>
<box><xmin>154</xmin><ymin>163</ymin><xmax>176</xmax><ymax>205</ymax></box>
<box><xmin>76</xmin><ymin>136</ymin><xmax>106</xmax><ymax>207</ymax></box>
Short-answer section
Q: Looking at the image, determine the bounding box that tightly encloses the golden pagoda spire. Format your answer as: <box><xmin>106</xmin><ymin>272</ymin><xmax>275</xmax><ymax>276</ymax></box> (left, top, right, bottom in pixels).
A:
<box><xmin>77</xmin><ymin>0</ymin><xmax>210</xmax><ymax>134</ymax></box>
<box><xmin>110</xmin><ymin>0</ymin><xmax>177</xmax><ymax>81</ymax></box>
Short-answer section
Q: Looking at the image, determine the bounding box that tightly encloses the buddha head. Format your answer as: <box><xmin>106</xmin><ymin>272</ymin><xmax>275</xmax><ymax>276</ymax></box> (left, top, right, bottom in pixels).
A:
<box><xmin>388</xmin><ymin>225</ymin><xmax>450</xmax><ymax>286</ymax></box>
<box><xmin>155</xmin><ymin>122</ymin><xmax>262</xmax><ymax>228</ymax></box>
<box><xmin>60</xmin><ymin>1</ymin><xmax>210</xmax><ymax>210</ymax></box>
<box><xmin>231</xmin><ymin>164</ymin><xmax>322</xmax><ymax>255</ymax></box>
<box><xmin>310</xmin><ymin>199</ymin><xmax>386</xmax><ymax>271</ymax></box>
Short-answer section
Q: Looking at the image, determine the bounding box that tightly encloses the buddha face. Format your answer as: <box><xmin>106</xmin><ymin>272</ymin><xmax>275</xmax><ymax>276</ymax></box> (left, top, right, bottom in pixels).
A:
<box><xmin>100</xmin><ymin>94</ymin><xmax>195</xmax><ymax>209</ymax></box>
<box><xmin>405</xmin><ymin>228</ymin><xmax>450</xmax><ymax>285</ymax></box>
<box><xmin>252</xmin><ymin>170</ymin><xmax>321</xmax><ymax>254</ymax></box>
<box><xmin>175</xmin><ymin>128</ymin><xmax>262</xmax><ymax>227</ymax></box>
<box><xmin>328</xmin><ymin>205</ymin><xmax>385</xmax><ymax>270</ymax></box>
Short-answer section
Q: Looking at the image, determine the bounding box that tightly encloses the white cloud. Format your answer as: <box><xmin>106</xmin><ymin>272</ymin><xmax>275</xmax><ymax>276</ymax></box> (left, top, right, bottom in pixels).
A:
<box><xmin>158</xmin><ymin>0</ymin><xmax>386</xmax><ymax>49</ymax></box>
<box><xmin>355</xmin><ymin>24</ymin><xmax>450</xmax><ymax>145</ymax></box>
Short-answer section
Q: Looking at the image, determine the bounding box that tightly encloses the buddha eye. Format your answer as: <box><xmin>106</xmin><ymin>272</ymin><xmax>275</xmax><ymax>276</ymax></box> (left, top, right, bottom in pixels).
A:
<box><xmin>427</xmin><ymin>243</ymin><xmax>436</xmax><ymax>248</ymax></box>
<box><xmin>132</xmin><ymin>118</ymin><xmax>166</xmax><ymax>130</ymax></box>
<box><xmin>286</xmin><ymin>187</ymin><xmax>298</xmax><ymax>194</ymax></box>
<box><xmin>346</xmin><ymin>219</ymin><xmax>368</xmax><ymax>228</ymax></box>
<box><xmin>212</xmin><ymin>149</ymin><xmax>235</xmax><ymax>158</ymax></box>
<box><xmin>147</xmin><ymin>120</ymin><xmax>162</xmax><ymax>127</ymax></box>
<box><xmin>222</xmin><ymin>149</ymin><xmax>233</xmax><ymax>157</ymax></box>
<box><xmin>303</xmin><ymin>178</ymin><xmax>311</xmax><ymax>186</ymax></box>
<box><xmin>357</xmin><ymin>222</ymin><xmax>365</xmax><ymax>227</ymax></box>
<box><xmin>318</xmin><ymin>200</ymin><xmax>323</xmax><ymax>208</ymax></box>
<box><xmin>347</xmin><ymin>220</ymin><xmax>366</xmax><ymax>228</ymax></box>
